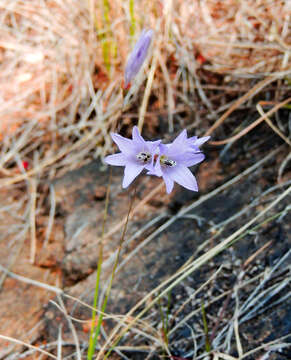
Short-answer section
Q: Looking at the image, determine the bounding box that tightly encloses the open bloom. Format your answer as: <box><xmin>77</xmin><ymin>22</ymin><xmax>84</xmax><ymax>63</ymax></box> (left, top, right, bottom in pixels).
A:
<box><xmin>104</xmin><ymin>126</ymin><xmax>160</xmax><ymax>188</ymax></box>
<box><xmin>148</xmin><ymin>130</ymin><xmax>209</xmax><ymax>194</ymax></box>
<box><xmin>124</xmin><ymin>29</ymin><xmax>154</xmax><ymax>88</ymax></box>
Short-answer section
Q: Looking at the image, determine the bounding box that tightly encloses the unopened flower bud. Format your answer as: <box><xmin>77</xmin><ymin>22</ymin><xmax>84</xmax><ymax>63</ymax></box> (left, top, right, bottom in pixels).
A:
<box><xmin>124</xmin><ymin>29</ymin><xmax>154</xmax><ymax>88</ymax></box>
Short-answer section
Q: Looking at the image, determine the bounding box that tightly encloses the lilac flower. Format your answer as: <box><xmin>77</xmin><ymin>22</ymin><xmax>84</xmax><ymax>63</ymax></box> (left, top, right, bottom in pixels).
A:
<box><xmin>148</xmin><ymin>130</ymin><xmax>209</xmax><ymax>194</ymax></box>
<box><xmin>124</xmin><ymin>29</ymin><xmax>154</xmax><ymax>88</ymax></box>
<box><xmin>104</xmin><ymin>126</ymin><xmax>160</xmax><ymax>188</ymax></box>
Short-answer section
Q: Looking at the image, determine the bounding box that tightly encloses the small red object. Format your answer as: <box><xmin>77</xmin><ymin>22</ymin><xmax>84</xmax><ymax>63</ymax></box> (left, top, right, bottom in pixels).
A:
<box><xmin>122</xmin><ymin>80</ymin><xmax>131</xmax><ymax>90</ymax></box>
<box><xmin>22</xmin><ymin>161</ymin><xmax>29</xmax><ymax>170</ymax></box>
<box><xmin>196</xmin><ymin>54</ymin><xmax>206</xmax><ymax>65</ymax></box>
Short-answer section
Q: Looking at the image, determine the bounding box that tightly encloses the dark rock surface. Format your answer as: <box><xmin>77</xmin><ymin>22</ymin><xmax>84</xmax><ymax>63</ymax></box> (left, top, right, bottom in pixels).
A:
<box><xmin>42</xmin><ymin>138</ymin><xmax>291</xmax><ymax>359</ymax></box>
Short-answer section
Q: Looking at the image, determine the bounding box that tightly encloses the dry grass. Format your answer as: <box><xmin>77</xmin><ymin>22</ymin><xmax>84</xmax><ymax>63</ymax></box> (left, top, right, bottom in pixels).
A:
<box><xmin>0</xmin><ymin>0</ymin><xmax>290</xmax><ymax>181</ymax></box>
<box><xmin>182</xmin><ymin>0</ymin><xmax>291</xmax><ymax>75</ymax></box>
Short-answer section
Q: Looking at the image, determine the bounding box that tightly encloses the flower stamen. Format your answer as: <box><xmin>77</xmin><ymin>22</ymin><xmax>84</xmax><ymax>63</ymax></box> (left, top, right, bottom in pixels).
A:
<box><xmin>136</xmin><ymin>151</ymin><xmax>152</xmax><ymax>164</ymax></box>
<box><xmin>160</xmin><ymin>155</ymin><xmax>177</xmax><ymax>167</ymax></box>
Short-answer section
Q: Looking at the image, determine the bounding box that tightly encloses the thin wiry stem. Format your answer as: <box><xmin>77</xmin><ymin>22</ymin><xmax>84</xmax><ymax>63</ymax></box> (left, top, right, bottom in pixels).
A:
<box><xmin>28</xmin><ymin>177</ymin><xmax>37</xmax><ymax>264</ymax></box>
<box><xmin>205</xmin><ymin>74</ymin><xmax>289</xmax><ymax>138</ymax></box>
<box><xmin>92</xmin><ymin>185</ymin><xmax>137</xmax><ymax>357</ymax></box>
<box><xmin>210</xmin><ymin>96</ymin><xmax>291</xmax><ymax>145</ymax></box>
<box><xmin>0</xmin><ymin>263</ymin><xmax>62</xmax><ymax>294</ymax></box>
<box><xmin>0</xmin><ymin>335</ymin><xmax>57</xmax><ymax>359</ymax></box>
<box><xmin>256</xmin><ymin>102</ymin><xmax>291</xmax><ymax>146</ymax></box>
<box><xmin>57</xmin><ymin>294</ymin><xmax>81</xmax><ymax>360</ymax></box>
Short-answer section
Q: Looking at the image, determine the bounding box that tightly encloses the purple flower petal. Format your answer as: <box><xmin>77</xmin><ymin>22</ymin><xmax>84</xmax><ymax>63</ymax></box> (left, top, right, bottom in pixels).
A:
<box><xmin>132</xmin><ymin>126</ymin><xmax>146</xmax><ymax>146</ymax></box>
<box><xmin>122</xmin><ymin>162</ymin><xmax>144</xmax><ymax>188</ymax></box>
<box><xmin>171</xmin><ymin>129</ymin><xmax>187</xmax><ymax>147</ymax></box>
<box><xmin>159</xmin><ymin>143</ymin><xmax>169</xmax><ymax>155</ymax></box>
<box><xmin>147</xmin><ymin>140</ymin><xmax>161</xmax><ymax>151</ymax></box>
<box><xmin>147</xmin><ymin>157</ymin><xmax>163</xmax><ymax>177</ymax></box>
<box><xmin>187</xmin><ymin>135</ymin><xmax>198</xmax><ymax>143</ymax></box>
<box><xmin>165</xmin><ymin>139</ymin><xmax>192</xmax><ymax>158</ymax></box>
<box><xmin>104</xmin><ymin>153</ymin><xmax>126</xmax><ymax>166</ymax></box>
<box><xmin>173</xmin><ymin>152</ymin><xmax>205</xmax><ymax>167</ymax></box>
<box><xmin>193</xmin><ymin>136</ymin><xmax>211</xmax><ymax>147</ymax></box>
<box><xmin>124</xmin><ymin>29</ymin><xmax>154</xmax><ymax>87</ymax></box>
<box><xmin>187</xmin><ymin>135</ymin><xmax>210</xmax><ymax>147</ymax></box>
<box><xmin>167</xmin><ymin>165</ymin><xmax>198</xmax><ymax>192</ymax></box>
<box><xmin>162</xmin><ymin>173</ymin><xmax>174</xmax><ymax>193</ymax></box>
<box><xmin>111</xmin><ymin>133</ymin><xmax>134</xmax><ymax>156</ymax></box>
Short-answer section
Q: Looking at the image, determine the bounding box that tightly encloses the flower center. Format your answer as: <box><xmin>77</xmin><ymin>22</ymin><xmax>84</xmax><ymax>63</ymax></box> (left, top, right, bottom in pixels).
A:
<box><xmin>160</xmin><ymin>155</ymin><xmax>177</xmax><ymax>167</ymax></box>
<box><xmin>136</xmin><ymin>151</ymin><xmax>152</xmax><ymax>164</ymax></box>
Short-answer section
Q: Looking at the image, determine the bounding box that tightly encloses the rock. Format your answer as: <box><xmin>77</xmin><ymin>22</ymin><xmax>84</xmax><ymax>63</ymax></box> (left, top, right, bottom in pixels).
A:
<box><xmin>50</xmin><ymin>161</ymin><xmax>169</xmax><ymax>286</ymax></box>
<box><xmin>42</xmin><ymin>147</ymin><xmax>291</xmax><ymax>358</ymax></box>
<box><xmin>0</xmin><ymin>188</ymin><xmax>58</xmax><ymax>357</ymax></box>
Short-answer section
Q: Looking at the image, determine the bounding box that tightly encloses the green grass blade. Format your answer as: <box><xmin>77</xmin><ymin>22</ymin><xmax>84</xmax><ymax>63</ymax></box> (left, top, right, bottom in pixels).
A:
<box><xmin>201</xmin><ymin>300</ymin><xmax>211</xmax><ymax>352</ymax></box>
<box><xmin>129</xmin><ymin>0</ymin><xmax>136</xmax><ymax>38</ymax></box>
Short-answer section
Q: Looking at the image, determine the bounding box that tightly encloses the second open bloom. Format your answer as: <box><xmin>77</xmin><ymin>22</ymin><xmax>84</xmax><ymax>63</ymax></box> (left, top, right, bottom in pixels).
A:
<box><xmin>148</xmin><ymin>130</ymin><xmax>209</xmax><ymax>193</ymax></box>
